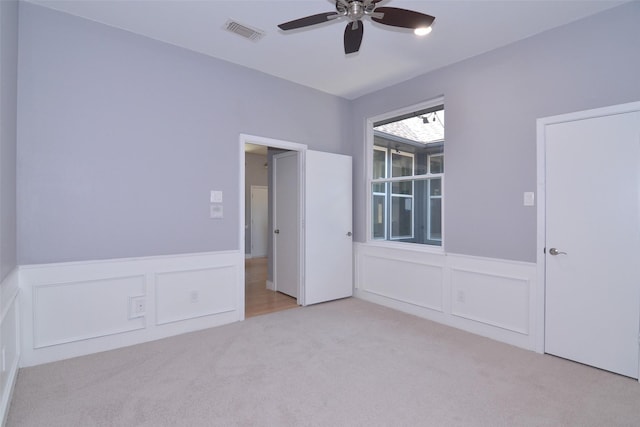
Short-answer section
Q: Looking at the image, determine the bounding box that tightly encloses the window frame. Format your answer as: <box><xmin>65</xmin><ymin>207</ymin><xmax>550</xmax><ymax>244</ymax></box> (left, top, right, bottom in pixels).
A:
<box><xmin>365</xmin><ymin>97</ymin><xmax>445</xmax><ymax>252</ymax></box>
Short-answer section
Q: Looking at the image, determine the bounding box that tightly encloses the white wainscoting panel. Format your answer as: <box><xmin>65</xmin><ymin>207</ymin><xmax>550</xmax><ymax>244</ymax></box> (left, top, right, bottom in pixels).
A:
<box><xmin>155</xmin><ymin>266</ymin><xmax>236</xmax><ymax>325</ymax></box>
<box><xmin>359</xmin><ymin>249</ymin><xmax>444</xmax><ymax>311</ymax></box>
<box><xmin>0</xmin><ymin>268</ymin><xmax>20</xmax><ymax>425</ymax></box>
<box><xmin>20</xmin><ymin>251</ymin><xmax>243</xmax><ymax>367</ymax></box>
<box><xmin>450</xmin><ymin>268</ymin><xmax>530</xmax><ymax>335</ymax></box>
<box><xmin>355</xmin><ymin>243</ymin><xmax>537</xmax><ymax>350</ymax></box>
<box><xmin>33</xmin><ymin>275</ymin><xmax>146</xmax><ymax>348</ymax></box>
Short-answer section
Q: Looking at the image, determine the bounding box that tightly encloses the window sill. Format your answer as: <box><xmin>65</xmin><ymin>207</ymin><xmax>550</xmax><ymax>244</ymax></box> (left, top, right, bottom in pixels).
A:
<box><xmin>364</xmin><ymin>239</ymin><xmax>445</xmax><ymax>255</ymax></box>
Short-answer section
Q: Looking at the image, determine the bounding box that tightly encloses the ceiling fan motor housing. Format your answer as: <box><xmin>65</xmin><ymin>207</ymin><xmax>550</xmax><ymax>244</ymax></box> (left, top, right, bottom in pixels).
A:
<box><xmin>337</xmin><ymin>1</ymin><xmax>376</xmax><ymax>20</ymax></box>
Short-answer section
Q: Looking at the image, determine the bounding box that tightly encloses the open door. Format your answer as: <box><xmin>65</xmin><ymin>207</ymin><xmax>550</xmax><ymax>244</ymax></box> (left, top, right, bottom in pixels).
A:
<box><xmin>273</xmin><ymin>151</ymin><xmax>300</xmax><ymax>299</ymax></box>
<box><xmin>303</xmin><ymin>150</ymin><xmax>353</xmax><ymax>305</ymax></box>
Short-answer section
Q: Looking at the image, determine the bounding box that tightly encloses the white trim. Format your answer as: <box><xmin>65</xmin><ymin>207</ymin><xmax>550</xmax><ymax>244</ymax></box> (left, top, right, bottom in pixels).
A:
<box><xmin>239</xmin><ymin>134</ymin><xmax>308</xmax><ymax>306</ymax></box>
<box><xmin>535</xmin><ymin>101</ymin><xmax>640</xmax><ymax>358</ymax></box>
<box><xmin>0</xmin><ymin>268</ymin><xmax>21</xmax><ymax>425</ymax></box>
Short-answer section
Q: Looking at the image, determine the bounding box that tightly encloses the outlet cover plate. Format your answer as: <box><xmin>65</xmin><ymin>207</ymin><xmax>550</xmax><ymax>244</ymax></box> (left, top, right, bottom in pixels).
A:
<box><xmin>129</xmin><ymin>296</ymin><xmax>146</xmax><ymax>319</ymax></box>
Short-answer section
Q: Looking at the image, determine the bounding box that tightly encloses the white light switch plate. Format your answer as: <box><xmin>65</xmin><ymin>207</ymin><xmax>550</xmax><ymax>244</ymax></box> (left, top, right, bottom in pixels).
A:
<box><xmin>210</xmin><ymin>204</ymin><xmax>223</xmax><ymax>219</ymax></box>
<box><xmin>210</xmin><ymin>190</ymin><xmax>223</xmax><ymax>203</ymax></box>
<box><xmin>523</xmin><ymin>192</ymin><xmax>535</xmax><ymax>206</ymax></box>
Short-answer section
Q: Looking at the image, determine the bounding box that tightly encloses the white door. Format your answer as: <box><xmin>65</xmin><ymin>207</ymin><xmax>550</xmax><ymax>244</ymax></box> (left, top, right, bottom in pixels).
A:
<box><xmin>273</xmin><ymin>151</ymin><xmax>300</xmax><ymax>299</ymax></box>
<box><xmin>544</xmin><ymin>110</ymin><xmax>640</xmax><ymax>378</ymax></box>
<box><xmin>304</xmin><ymin>150</ymin><xmax>353</xmax><ymax>305</ymax></box>
<box><xmin>250</xmin><ymin>186</ymin><xmax>268</xmax><ymax>257</ymax></box>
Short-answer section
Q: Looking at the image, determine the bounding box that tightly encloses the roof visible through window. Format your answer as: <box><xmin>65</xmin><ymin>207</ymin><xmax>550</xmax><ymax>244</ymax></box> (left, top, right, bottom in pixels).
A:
<box><xmin>374</xmin><ymin>107</ymin><xmax>444</xmax><ymax>145</ymax></box>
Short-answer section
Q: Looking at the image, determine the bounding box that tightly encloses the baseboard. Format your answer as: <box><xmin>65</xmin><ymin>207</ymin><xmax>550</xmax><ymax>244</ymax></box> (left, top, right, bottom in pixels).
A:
<box><xmin>20</xmin><ymin>250</ymin><xmax>244</xmax><ymax>367</ymax></box>
<box><xmin>0</xmin><ymin>267</ymin><xmax>20</xmax><ymax>425</ymax></box>
<box><xmin>354</xmin><ymin>243</ymin><xmax>537</xmax><ymax>351</ymax></box>
<box><xmin>266</xmin><ymin>280</ymin><xmax>274</xmax><ymax>291</ymax></box>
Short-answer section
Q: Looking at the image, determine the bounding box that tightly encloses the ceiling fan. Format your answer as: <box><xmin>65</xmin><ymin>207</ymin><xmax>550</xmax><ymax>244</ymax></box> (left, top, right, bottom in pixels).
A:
<box><xmin>277</xmin><ymin>0</ymin><xmax>435</xmax><ymax>54</ymax></box>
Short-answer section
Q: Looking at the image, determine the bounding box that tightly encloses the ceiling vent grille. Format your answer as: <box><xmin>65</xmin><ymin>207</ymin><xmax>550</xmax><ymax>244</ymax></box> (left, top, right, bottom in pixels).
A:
<box><xmin>225</xmin><ymin>20</ymin><xmax>265</xmax><ymax>42</ymax></box>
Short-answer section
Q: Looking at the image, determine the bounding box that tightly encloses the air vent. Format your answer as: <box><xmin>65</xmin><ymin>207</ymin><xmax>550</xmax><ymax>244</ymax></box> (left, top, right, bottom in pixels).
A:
<box><xmin>225</xmin><ymin>20</ymin><xmax>265</xmax><ymax>42</ymax></box>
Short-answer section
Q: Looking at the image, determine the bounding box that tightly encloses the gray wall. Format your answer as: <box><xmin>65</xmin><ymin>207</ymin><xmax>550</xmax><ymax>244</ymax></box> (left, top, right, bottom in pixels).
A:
<box><xmin>351</xmin><ymin>1</ymin><xmax>640</xmax><ymax>263</ymax></box>
<box><xmin>17</xmin><ymin>3</ymin><xmax>351</xmax><ymax>265</ymax></box>
<box><xmin>0</xmin><ymin>0</ymin><xmax>18</xmax><ymax>280</ymax></box>
<box><xmin>244</xmin><ymin>152</ymin><xmax>268</xmax><ymax>256</ymax></box>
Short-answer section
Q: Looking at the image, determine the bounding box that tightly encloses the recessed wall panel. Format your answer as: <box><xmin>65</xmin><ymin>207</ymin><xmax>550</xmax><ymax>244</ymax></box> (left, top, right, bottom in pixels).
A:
<box><xmin>451</xmin><ymin>268</ymin><xmax>529</xmax><ymax>334</ymax></box>
<box><xmin>361</xmin><ymin>254</ymin><xmax>443</xmax><ymax>311</ymax></box>
<box><xmin>33</xmin><ymin>275</ymin><xmax>146</xmax><ymax>348</ymax></box>
<box><xmin>155</xmin><ymin>266</ymin><xmax>236</xmax><ymax>325</ymax></box>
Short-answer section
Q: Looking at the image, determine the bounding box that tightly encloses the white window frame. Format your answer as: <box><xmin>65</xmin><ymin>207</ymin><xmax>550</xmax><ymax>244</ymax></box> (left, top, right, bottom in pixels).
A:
<box><xmin>366</xmin><ymin>97</ymin><xmax>445</xmax><ymax>251</ymax></box>
<box><xmin>427</xmin><ymin>178</ymin><xmax>443</xmax><ymax>242</ymax></box>
<box><xmin>389</xmin><ymin>150</ymin><xmax>415</xmax><ymax>240</ymax></box>
<box><xmin>372</xmin><ymin>146</ymin><xmax>388</xmax><ymax>240</ymax></box>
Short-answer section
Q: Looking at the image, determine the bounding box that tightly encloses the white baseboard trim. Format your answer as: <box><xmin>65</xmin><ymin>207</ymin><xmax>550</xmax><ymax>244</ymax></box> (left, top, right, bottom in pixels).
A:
<box><xmin>266</xmin><ymin>280</ymin><xmax>274</xmax><ymax>291</ymax></box>
<box><xmin>0</xmin><ymin>267</ymin><xmax>20</xmax><ymax>425</ymax></box>
<box><xmin>20</xmin><ymin>250</ymin><xmax>245</xmax><ymax>367</ymax></box>
<box><xmin>354</xmin><ymin>243</ymin><xmax>537</xmax><ymax>351</ymax></box>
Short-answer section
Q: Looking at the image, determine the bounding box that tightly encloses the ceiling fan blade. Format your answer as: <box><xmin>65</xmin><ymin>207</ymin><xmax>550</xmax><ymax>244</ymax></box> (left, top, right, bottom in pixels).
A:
<box><xmin>344</xmin><ymin>20</ymin><xmax>364</xmax><ymax>54</ymax></box>
<box><xmin>278</xmin><ymin>12</ymin><xmax>339</xmax><ymax>31</ymax></box>
<box><xmin>371</xmin><ymin>7</ymin><xmax>435</xmax><ymax>29</ymax></box>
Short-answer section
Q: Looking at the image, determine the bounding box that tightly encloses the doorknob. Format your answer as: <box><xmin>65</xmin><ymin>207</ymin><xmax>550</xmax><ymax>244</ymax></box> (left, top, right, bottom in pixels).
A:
<box><xmin>346</xmin><ymin>231</ymin><xmax>352</xmax><ymax>237</ymax></box>
<box><xmin>274</xmin><ymin>229</ymin><xmax>280</xmax><ymax>234</ymax></box>
<box><xmin>549</xmin><ymin>247</ymin><xmax>567</xmax><ymax>256</ymax></box>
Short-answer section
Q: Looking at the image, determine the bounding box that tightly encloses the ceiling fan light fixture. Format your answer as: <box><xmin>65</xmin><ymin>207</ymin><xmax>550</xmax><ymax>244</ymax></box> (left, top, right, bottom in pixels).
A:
<box><xmin>414</xmin><ymin>26</ymin><xmax>432</xmax><ymax>36</ymax></box>
<box><xmin>278</xmin><ymin>1</ymin><xmax>436</xmax><ymax>54</ymax></box>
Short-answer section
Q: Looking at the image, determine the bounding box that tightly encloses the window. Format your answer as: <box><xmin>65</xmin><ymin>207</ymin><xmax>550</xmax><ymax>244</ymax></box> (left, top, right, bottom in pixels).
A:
<box><xmin>369</xmin><ymin>102</ymin><xmax>444</xmax><ymax>246</ymax></box>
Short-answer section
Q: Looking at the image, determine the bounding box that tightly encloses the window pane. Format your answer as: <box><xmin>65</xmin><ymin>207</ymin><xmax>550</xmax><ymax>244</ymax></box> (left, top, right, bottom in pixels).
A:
<box><xmin>391</xmin><ymin>153</ymin><xmax>413</xmax><ymax>177</ymax></box>
<box><xmin>414</xmin><ymin>153</ymin><xmax>428</xmax><ymax>176</ymax></box>
<box><xmin>370</xmin><ymin>103</ymin><xmax>444</xmax><ymax>247</ymax></box>
<box><xmin>392</xmin><ymin>180</ymin><xmax>413</xmax><ymax>195</ymax></box>
<box><xmin>429</xmin><ymin>198</ymin><xmax>442</xmax><ymax>241</ymax></box>
<box><xmin>372</xmin><ymin>194</ymin><xmax>386</xmax><ymax>239</ymax></box>
<box><xmin>391</xmin><ymin>196</ymin><xmax>413</xmax><ymax>238</ymax></box>
<box><xmin>430</xmin><ymin>155</ymin><xmax>444</xmax><ymax>174</ymax></box>
<box><xmin>430</xmin><ymin>178</ymin><xmax>441</xmax><ymax>196</ymax></box>
<box><xmin>373</xmin><ymin>149</ymin><xmax>386</xmax><ymax>179</ymax></box>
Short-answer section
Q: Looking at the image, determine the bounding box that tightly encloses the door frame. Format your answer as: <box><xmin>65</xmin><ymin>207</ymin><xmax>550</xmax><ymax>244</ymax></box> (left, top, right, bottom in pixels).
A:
<box><xmin>535</xmin><ymin>101</ymin><xmax>640</xmax><ymax>361</ymax></box>
<box><xmin>239</xmin><ymin>134</ymin><xmax>308</xmax><ymax>316</ymax></box>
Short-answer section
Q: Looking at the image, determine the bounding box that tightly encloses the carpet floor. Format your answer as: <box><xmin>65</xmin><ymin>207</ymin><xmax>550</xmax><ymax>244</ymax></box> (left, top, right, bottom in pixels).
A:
<box><xmin>7</xmin><ymin>298</ymin><xmax>640</xmax><ymax>426</ymax></box>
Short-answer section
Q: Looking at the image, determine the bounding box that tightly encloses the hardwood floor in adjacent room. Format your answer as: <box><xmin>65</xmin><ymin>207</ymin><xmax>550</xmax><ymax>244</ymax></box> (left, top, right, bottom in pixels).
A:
<box><xmin>245</xmin><ymin>257</ymin><xmax>298</xmax><ymax>318</ymax></box>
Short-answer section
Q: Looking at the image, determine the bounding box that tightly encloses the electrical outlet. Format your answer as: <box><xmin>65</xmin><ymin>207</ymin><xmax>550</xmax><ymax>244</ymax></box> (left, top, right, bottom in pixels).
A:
<box><xmin>456</xmin><ymin>290</ymin><xmax>466</xmax><ymax>303</ymax></box>
<box><xmin>129</xmin><ymin>296</ymin><xmax>146</xmax><ymax>319</ymax></box>
<box><xmin>190</xmin><ymin>290</ymin><xmax>199</xmax><ymax>303</ymax></box>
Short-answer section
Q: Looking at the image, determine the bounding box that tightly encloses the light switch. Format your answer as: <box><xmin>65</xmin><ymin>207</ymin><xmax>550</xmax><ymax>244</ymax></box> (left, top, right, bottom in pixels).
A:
<box><xmin>523</xmin><ymin>192</ymin><xmax>535</xmax><ymax>206</ymax></box>
<box><xmin>210</xmin><ymin>191</ymin><xmax>223</xmax><ymax>203</ymax></box>
<box><xmin>210</xmin><ymin>204</ymin><xmax>223</xmax><ymax>219</ymax></box>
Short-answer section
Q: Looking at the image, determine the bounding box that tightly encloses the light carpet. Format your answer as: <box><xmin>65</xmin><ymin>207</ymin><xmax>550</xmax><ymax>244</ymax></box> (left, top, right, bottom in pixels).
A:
<box><xmin>7</xmin><ymin>298</ymin><xmax>640</xmax><ymax>426</ymax></box>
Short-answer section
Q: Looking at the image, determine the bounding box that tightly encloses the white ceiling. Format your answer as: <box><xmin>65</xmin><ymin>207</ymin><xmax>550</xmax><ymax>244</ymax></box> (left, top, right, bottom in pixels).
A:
<box><xmin>26</xmin><ymin>0</ymin><xmax>628</xmax><ymax>100</ymax></box>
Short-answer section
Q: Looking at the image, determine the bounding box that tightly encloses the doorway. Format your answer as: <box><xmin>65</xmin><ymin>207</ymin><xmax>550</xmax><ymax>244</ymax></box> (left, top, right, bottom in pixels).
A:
<box><xmin>537</xmin><ymin>102</ymin><xmax>640</xmax><ymax>379</ymax></box>
<box><xmin>241</xmin><ymin>136</ymin><xmax>306</xmax><ymax>318</ymax></box>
